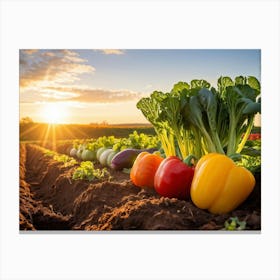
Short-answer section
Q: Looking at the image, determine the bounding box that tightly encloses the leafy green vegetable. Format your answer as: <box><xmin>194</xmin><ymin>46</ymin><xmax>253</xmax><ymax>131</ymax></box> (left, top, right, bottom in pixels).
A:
<box><xmin>53</xmin><ymin>154</ymin><xmax>78</xmax><ymax>167</ymax></box>
<box><xmin>70</xmin><ymin>131</ymin><xmax>160</xmax><ymax>161</ymax></box>
<box><xmin>137</xmin><ymin>79</ymin><xmax>214</xmax><ymax>159</ymax></box>
<box><xmin>237</xmin><ymin>154</ymin><xmax>261</xmax><ymax>173</ymax></box>
<box><xmin>136</xmin><ymin>91</ymin><xmax>176</xmax><ymax>157</ymax></box>
<box><xmin>72</xmin><ymin>161</ymin><xmax>110</xmax><ymax>181</ymax></box>
<box><xmin>223</xmin><ymin>217</ymin><xmax>246</xmax><ymax>231</ymax></box>
<box><xmin>137</xmin><ymin>76</ymin><xmax>261</xmax><ymax>160</ymax></box>
<box><xmin>223</xmin><ymin>84</ymin><xmax>260</xmax><ymax>155</ymax></box>
<box><xmin>44</xmin><ymin>150</ymin><xmax>56</xmax><ymax>157</ymax></box>
<box><xmin>44</xmin><ymin>149</ymin><xmax>77</xmax><ymax>167</ymax></box>
<box><xmin>236</xmin><ymin>138</ymin><xmax>261</xmax><ymax>173</ymax></box>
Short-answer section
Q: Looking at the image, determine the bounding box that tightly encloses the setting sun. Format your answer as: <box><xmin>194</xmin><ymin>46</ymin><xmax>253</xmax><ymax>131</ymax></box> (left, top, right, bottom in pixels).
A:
<box><xmin>42</xmin><ymin>103</ymin><xmax>68</xmax><ymax>124</ymax></box>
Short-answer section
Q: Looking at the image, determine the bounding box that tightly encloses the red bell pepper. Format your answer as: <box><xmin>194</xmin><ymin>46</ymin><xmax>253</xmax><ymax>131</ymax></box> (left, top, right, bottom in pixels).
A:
<box><xmin>248</xmin><ymin>133</ymin><xmax>261</xmax><ymax>140</ymax></box>
<box><xmin>154</xmin><ymin>156</ymin><xmax>195</xmax><ymax>200</ymax></box>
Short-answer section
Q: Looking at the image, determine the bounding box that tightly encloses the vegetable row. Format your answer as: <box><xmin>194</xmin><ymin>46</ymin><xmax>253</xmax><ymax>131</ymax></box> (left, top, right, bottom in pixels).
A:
<box><xmin>130</xmin><ymin>151</ymin><xmax>256</xmax><ymax>215</ymax></box>
<box><xmin>45</xmin><ymin>136</ymin><xmax>259</xmax><ymax>214</ymax></box>
<box><xmin>68</xmin><ymin>131</ymin><xmax>161</xmax><ymax>170</ymax></box>
<box><xmin>43</xmin><ymin>148</ymin><xmax>111</xmax><ymax>181</ymax></box>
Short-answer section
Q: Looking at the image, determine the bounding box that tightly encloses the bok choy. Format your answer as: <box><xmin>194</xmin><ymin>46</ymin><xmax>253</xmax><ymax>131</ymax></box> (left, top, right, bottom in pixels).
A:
<box><xmin>136</xmin><ymin>76</ymin><xmax>261</xmax><ymax>159</ymax></box>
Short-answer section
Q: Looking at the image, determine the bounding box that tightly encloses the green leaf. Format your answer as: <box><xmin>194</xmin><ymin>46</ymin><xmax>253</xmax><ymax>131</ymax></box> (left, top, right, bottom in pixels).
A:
<box><xmin>171</xmin><ymin>81</ymin><xmax>190</xmax><ymax>94</ymax></box>
<box><xmin>240</xmin><ymin>147</ymin><xmax>261</xmax><ymax>157</ymax></box>
<box><xmin>224</xmin><ymin>217</ymin><xmax>247</xmax><ymax>230</ymax></box>
<box><xmin>235</xmin><ymin>76</ymin><xmax>246</xmax><ymax>85</ymax></box>
<box><xmin>247</xmin><ymin>76</ymin><xmax>261</xmax><ymax>92</ymax></box>
<box><xmin>72</xmin><ymin>161</ymin><xmax>110</xmax><ymax>181</ymax></box>
<box><xmin>243</xmin><ymin>102</ymin><xmax>261</xmax><ymax>114</ymax></box>
<box><xmin>190</xmin><ymin>79</ymin><xmax>210</xmax><ymax>89</ymax></box>
<box><xmin>229</xmin><ymin>153</ymin><xmax>242</xmax><ymax>161</ymax></box>
<box><xmin>217</xmin><ymin>76</ymin><xmax>234</xmax><ymax>96</ymax></box>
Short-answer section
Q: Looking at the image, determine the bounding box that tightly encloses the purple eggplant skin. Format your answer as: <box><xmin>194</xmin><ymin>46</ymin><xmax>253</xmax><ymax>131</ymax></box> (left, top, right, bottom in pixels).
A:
<box><xmin>110</xmin><ymin>148</ymin><xmax>157</xmax><ymax>171</ymax></box>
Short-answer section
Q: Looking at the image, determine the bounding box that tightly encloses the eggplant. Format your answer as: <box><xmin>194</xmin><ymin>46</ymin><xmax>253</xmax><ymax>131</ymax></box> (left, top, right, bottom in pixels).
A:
<box><xmin>111</xmin><ymin>148</ymin><xmax>157</xmax><ymax>171</ymax></box>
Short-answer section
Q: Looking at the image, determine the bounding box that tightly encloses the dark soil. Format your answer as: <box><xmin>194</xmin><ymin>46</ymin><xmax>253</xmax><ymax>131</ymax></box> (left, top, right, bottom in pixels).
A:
<box><xmin>20</xmin><ymin>144</ymin><xmax>261</xmax><ymax>231</ymax></box>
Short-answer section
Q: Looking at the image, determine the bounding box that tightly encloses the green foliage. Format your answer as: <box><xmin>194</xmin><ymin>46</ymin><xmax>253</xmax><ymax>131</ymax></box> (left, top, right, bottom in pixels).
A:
<box><xmin>72</xmin><ymin>161</ymin><xmax>110</xmax><ymax>181</ymax></box>
<box><xmin>112</xmin><ymin>131</ymin><xmax>158</xmax><ymax>151</ymax></box>
<box><xmin>137</xmin><ymin>76</ymin><xmax>261</xmax><ymax>160</ymax></box>
<box><xmin>113</xmin><ymin>138</ymin><xmax>131</xmax><ymax>151</ymax></box>
<box><xmin>43</xmin><ymin>149</ymin><xmax>77</xmax><ymax>167</ymax></box>
<box><xmin>96</xmin><ymin>135</ymin><xmax>116</xmax><ymax>148</ymax></box>
<box><xmin>238</xmin><ymin>155</ymin><xmax>261</xmax><ymax>173</ymax></box>
<box><xmin>137</xmin><ymin>91</ymin><xmax>176</xmax><ymax>157</ymax></box>
<box><xmin>237</xmin><ymin>139</ymin><xmax>261</xmax><ymax>173</ymax></box>
<box><xmin>44</xmin><ymin>150</ymin><xmax>56</xmax><ymax>157</ymax></box>
<box><xmin>224</xmin><ymin>217</ymin><xmax>246</xmax><ymax>231</ymax></box>
<box><xmin>72</xmin><ymin>139</ymin><xmax>82</xmax><ymax>149</ymax></box>
<box><xmin>127</xmin><ymin>131</ymin><xmax>160</xmax><ymax>149</ymax></box>
<box><xmin>72</xmin><ymin>131</ymin><xmax>160</xmax><ymax>156</ymax></box>
<box><xmin>53</xmin><ymin>154</ymin><xmax>78</xmax><ymax>167</ymax></box>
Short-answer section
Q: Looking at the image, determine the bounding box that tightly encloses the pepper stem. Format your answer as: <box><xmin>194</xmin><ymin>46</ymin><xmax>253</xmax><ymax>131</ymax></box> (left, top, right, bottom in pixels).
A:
<box><xmin>183</xmin><ymin>154</ymin><xmax>197</xmax><ymax>167</ymax></box>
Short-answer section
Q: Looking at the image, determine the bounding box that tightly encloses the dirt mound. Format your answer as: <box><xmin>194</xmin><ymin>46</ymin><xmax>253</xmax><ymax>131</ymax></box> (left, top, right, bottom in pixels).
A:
<box><xmin>20</xmin><ymin>144</ymin><xmax>73</xmax><ymax>230</ymax></box>
<box><xmin>19</xmin><ymin>144</ymin><xmax>261</xmax><ymax>231</ymax></box>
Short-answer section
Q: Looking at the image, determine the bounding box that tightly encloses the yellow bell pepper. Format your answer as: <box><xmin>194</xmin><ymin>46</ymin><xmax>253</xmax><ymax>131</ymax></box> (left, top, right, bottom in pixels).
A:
<box><xmin>190</xmin><ymin>153</ymin><xmax>255</xmax><ymax>214</ymax></box>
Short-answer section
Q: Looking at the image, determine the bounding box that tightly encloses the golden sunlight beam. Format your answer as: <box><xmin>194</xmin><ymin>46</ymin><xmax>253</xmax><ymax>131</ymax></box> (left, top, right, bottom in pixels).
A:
<box><xmin>42</xmin><ymin>103</ymin><xmax>68</xmax><ymax>124</ymax></box>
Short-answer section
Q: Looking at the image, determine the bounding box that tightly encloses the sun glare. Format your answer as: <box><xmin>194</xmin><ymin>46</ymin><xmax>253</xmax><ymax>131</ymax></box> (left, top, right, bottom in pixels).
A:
<box><xmin>42</xmin><ymin>103</ymin><xmax>68</xmax><ymax>124</ymax></box>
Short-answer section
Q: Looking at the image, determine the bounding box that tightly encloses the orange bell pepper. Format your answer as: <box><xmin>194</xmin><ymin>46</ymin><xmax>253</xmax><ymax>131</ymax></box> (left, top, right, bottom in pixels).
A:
<box><xmin>130</xmin><ymin>152</ymin><xmax>164</xmax><ymax>188</ymax></box>
<box><xmin>190</xmin><ymin>153</ymin><xmax>255</xmax><ymax>214</ymax></box>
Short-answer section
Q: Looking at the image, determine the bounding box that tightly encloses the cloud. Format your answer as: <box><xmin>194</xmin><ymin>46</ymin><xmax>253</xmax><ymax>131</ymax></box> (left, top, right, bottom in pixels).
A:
<box><xmin>42</xmin><ymin>86</ymin><xmax>142</xmax><ymax>103</ymax></box>
<box><xmin>40</xmin><ymin>89</ymin><xmax>80</xmax><ymax>100</ymax></box>
<box><xmin>144</xmin><ymin>84</ymin><xmax>153</xmax><ymax>90</ymax></box>
<box><xmin>19</xmin><ymin>50</ymin><xmax>95</xmax><ymax>88</ymax></box>
<box><xmin>100</xmin><ymin>49</ymin><xmax>125</xmax><ymax>55</ymax></box>
<box><xmin>21</xmin><ymin>49</ymin><xmax>38</xmax><ymax>55</ymax></box>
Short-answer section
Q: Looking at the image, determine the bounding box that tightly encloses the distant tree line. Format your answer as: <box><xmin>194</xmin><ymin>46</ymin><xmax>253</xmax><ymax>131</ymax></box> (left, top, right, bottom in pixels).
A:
<box><xmin>20</xmin><ymin>117</ymin><xmax>34</xmax><ymax>124</ymax></box>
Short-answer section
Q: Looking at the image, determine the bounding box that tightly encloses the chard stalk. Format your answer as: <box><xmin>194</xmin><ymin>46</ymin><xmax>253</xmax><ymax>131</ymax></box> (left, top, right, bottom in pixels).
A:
<box><xmin>200</xmin><ymin>126</ymin><xmax>217</xmax><ymax>153</ymax></box>
<box><xmin>236</xmin><ymin>117</ymin><xmax>254</xmax><ymax>153</ymax></box>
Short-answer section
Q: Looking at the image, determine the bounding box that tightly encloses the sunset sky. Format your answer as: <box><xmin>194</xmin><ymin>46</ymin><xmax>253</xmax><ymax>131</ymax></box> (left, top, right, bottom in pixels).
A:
<box><xmin>19</xmin><ymin>49</ymin><xmax>261</xmax><ymax>124</ymax></box>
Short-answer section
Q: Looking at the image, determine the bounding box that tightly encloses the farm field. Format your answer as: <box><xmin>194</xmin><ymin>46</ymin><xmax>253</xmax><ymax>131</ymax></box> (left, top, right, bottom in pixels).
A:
<box><xmin>19</xmin><ymin>50</ymin><xmax>261</xmax><ymax>231</ymax></box>
<box><xmin>20</xmin><ymin>122</ymin><xmax>155</xmax><ymax>142</ymax></box>
<box><xmin>20</xmin><ymin>142</ymin><xmax>260</xmax><ymax>230</ymax></box>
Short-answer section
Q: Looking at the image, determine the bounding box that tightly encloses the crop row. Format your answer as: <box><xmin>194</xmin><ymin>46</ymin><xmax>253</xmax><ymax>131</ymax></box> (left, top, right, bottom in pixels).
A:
<box><xmin>42</xmin><ymin>131</ymin><xmax>160</xmax><ymax>182</ymax></box>
<box><xmin>68</xmin><ymin>131</ymin><xmax>160</xmax><ymax>168</ymax></box>
<box><xmin>43</xmin><ymin>131</ymin><xmax>260</xmax><ymax>216</ymax></box>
